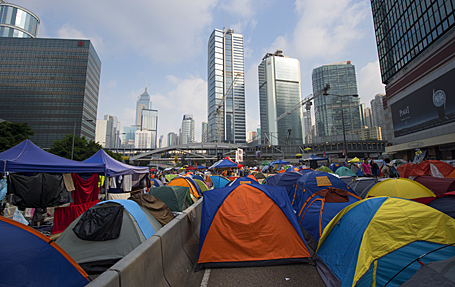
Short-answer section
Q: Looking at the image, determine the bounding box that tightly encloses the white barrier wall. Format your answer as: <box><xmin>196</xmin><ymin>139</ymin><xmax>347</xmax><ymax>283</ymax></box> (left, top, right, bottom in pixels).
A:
<box><xmin>86</xmin><ymin>199</ymin><xmax>202</xmax><ymax>287</ymax></box>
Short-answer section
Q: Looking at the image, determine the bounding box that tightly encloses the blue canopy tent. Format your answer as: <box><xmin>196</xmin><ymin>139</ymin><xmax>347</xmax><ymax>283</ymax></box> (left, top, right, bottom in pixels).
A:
<box><xmin>0</xmin><ymin>140</ymin><xmax>105</xmax><ymax>174</ymax></box>
<box><xmin>271</xmin><ymin>159</ymin><xmax>291</xmax><ymax>165</ymax></box>
<box><xmin>302</xmin><ymin>154</ymin><xmax>328</xmax><ymax>161</ymax></box>
<box><xmin>210</xmin><ymin>157</ymin><xmax>239</xmax><ymax>169</ymax></box>
<box><xmin>197</xmin><ymin>165</ymin><xmax>206</xmax><ymax>169</ymax></box>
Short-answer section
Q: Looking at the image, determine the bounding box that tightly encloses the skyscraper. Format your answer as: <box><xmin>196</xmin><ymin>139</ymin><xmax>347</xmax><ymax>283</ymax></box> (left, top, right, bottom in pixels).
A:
<box><xmin>180</xmin><ymin>114</ymin><xmax>195</xmax><ymax>144</ymax></box>
<box><xmin>370</xmin><ymin>94</ymin><xmax>385</xmax><ymax>138</ymax></box>
<box><xmin>207</xmin><ymin>28</ymin><xmax>246</xmax><ymax>143</ymax></box>
<box><xmin>201</xmin><ymin>122</ymin><xmax>208</xmax><ymax>142</ymax></box>
<box><xmin>0</xmin><ymin>1</ymin><xmax>39</xmax><ymax>38</ymax></box>
<box><xmin>258</xmin><ymin>49</ymin><xmax>303</xmax><ymax>145</ymax></box>
<box><xmin>371</xmin><ymin>0</ymin><xmax>455</xmax><ymax>159</ymax></box>
<box><xmin>0</xmin><ymin>38</ymin><xmax>101</xmax><ymax>148</ymax></box>
<box><xmin>136</xmin><ymin>87</ymin><xmax>150</xmax><ymax>127</ymax></box>
<box><xmin>312</xmin><ymin>61</ymin><xmax>361</xmax><ymax>139</ymax></box>
<box><xmin>141</xmin><ymin>109</ymin><xmax>158</xmax><ymax>148</ymax></box>
<box><xmin>167</xmin><ymin>132</ymin><xmax>178</xmax><ymax>147</ymax></box>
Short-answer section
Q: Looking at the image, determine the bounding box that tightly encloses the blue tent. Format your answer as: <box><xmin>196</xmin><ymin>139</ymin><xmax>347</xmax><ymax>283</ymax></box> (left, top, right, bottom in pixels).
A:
<box><xmin>0</xmin><ymin>140</ymin><xmax>105</xmax><ymax>173</ymax></box>
<box><xmin>228</xmin><ymin>175</ymin><xmax>258</xmax><ymax>186</ymax></box>
<box><xmin>0</xmin><ymin>217</ymin><xmax>89</xmax><ymax>286</ymax></box>
<box><xmin>291</xmin><ymin>171</ymin><xmax>350</xmax><ymax>211</ymax></box>
<box><xmin>197</xmin><ymin>165</ymin><xmax>206</xmax><ymax>169</ymax></box>
<box><xmin>266</xmin><ymin>170</ymin><xmax>311</xmax><ymax>195</ymax></box>
<box><xmin>329</xmin><ymin>163</ymin><xmax>342</xmax><ymax>172</ymax></box>
<box><xmin>303</xmin><ymin>154</ymin><xmax>328</xmax><ymax>161</ymax></box>
<box><xmin>271</xmin><ymin>159</ymin><xmax>290</xmax><ymax>165</ymax></box>
<box><xmin>214</xmin><ymin>158</ymin><xmax>239</xmax><ymax>169</ymax></box>
<box><xmin>83</xmin><ymin>149</ymin><xmax>148</xmax><ymax>177</ymax></box>
<box><xmin>209</xmin><ymin>175</ymin><xmax>230</xmax><ymax>189</ymax></box>
<box><xmin>192</xmin><ymin>174</ymin><xmax>205</xmax><ymax>182</ymax></box>
<box><xmin>150</xmin><ymin>178</ymin><xmax>164</xmax><ymax>187</ymax></box>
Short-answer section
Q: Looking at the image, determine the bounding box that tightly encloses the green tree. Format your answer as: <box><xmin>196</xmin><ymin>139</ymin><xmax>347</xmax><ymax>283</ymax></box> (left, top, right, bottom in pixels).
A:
<box><xmin>0</xmin><ymin>121</ymin><xmax>34</xmax><ymax>152</ymax></box>
<box><xmin>48</xmin><ymin>134</ymin><xmax>123</xmax><ymax>161</ymax></box>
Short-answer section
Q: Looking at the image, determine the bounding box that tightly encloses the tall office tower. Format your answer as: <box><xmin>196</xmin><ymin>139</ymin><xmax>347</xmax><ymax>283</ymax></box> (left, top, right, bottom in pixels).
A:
<box><xmin>370</xmin><ymin>94</ymin><xmax>385</xmax><ymax>138</ymax></box>
<box><xmin>372</xmin><ymin>0</ymin><xmax>455</xmax><ymax>159</ymax></box>
<box><xmin>123</xmin><ymin>126</ymin><xmax>139</xmax><ymax>147</ymax></box>
<box><xmin>141</xmin><ymin>109</ymin><xmax>158</xmax><ymax>148</ymax></box>
<box><xmin>167</xmin><ymin>132</ymin><xmax>178</xmax><ymax>147</ymax></box>
<box><xmin>136</xmin><ymin>87</ymin><xmax>151</xmax><ymax>127</ymax></box>
<box><xmin>359</xmin><ymin>103</ymin><xmax>366</xmax><ymax>127</ymax></box>
<box><xmin>207</xmin><ymin>28</ymin><xmax>246</xmax><ymax>143</ymax></box>
<box><xmin>0</xmin><ymin>38</ymin><xmax>100</xmax><ymax>148</ymax></box>
<box><xmin>180</xmin><ymin>114</ymin><xmax>195</xmax><ymax>144</ymax></box>
<box><xmin>202</xmin><ymin>122</ymin><xmax>208</xmax><ymax>142</ymax></box>
<box><xmin>158</xmin><ymin>135</ymin><xmax>163</xmax><ymax>148</ymax></box>
<box><xmin>257</xmin><ymin>127</ymin><xmax>261</xmax><ymax>144</ymax></box>
<box><xmin>312</xmin><ymin>61</ymin><xmax>361</xmax><ymax>139</ymax></box>
<box><xmin>134</xmin><ymin>130</ymin><xmax>153</xmax><ymax>149</ymax></box>
<box><xmin>0</xmin><ymin>1</ymin><xmax>39</xmax><ymax>38</ymax></box>
<box><xmin>95</xmin><ymin>120</ymin><xmax>108</xmax><ymax>147</ymax></box>
<box><xmin>103</xmin><ymin>115</ymin><xmax>118</xmax><ymax>149</ymax></box>
<box><xmin>365</xmin><ymin>107</ymin><xmax>374</xmax><ymax>128</ymax></box>
<box><xmin>258</xmin><ymin>49</ymin><xmax>303</xmax><ymax>145</ymax></box>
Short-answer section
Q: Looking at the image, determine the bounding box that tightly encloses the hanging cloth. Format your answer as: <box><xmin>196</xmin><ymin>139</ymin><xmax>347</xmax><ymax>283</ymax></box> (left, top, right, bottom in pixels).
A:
<box><xmin>52</xmin><ymin>200</ymin><xmax>99</xmax><ymax>234</ymax></box>
<box><xmin>71</xmin><ymin>173</ymin><xmax>99</xmax><ymax>205</ymax></box>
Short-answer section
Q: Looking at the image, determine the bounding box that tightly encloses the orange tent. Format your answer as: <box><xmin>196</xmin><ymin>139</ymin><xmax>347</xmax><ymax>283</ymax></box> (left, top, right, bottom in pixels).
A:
<box><xmin>397</xmin><ymin>163</ymin><xmax>417</xmax><ymax>178</ymax></box>
<box><xmin>410</xmin><ymin>160</ymin><xmax>455</xmax><ymax>178</ymax></box>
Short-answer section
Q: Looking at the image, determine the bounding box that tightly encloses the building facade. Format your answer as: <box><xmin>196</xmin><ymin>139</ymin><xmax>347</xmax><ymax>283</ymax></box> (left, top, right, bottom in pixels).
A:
<box><xmin>370</xmin><ymin>93</ymin><xmax>386</xmax><ymax>138</ymax></box>
<box><xmin>136</xmin><ymin>87</ymin><xmax>150</xmax><ymax>127</ymax></box>
<box><xmin>347</xmin><ymin>126</ymin><xmax>382</xmax><ymax>141</ymax></box>
<box><xmin>0</xmin><ymin>1</ymin><xmax>39</xmax><ymax>38</ymax></box>
<box><xmin>202</xmin><ymin>121</ymin><xmax>208</xmax><ymax>142</ymax></box>
<box><xmin>258</xmin><ymin>49</ymin><xmax>304</xmax><ymax>145</ymax></box>
<box><xmin>141</xmin><ymin>109</ymin><xmax>158</xmax><ymax>148</ymax></box>
<box><xmin>135</xmin><ymin>130</ymin><xmax>153</xmax><ymax>149</ymax></box>
<box><xmin>123</xmin><ymin>126</ymin><xmax>139</xmax><ymax>148</ymax></box>
<box><xmin>312</xmin><ymin>61</ymin><xmax>361</xmax><ymax>140</ymax></box>
<box><xmin>371</xmin><ymin>0</ymin><xmax>455</xmax><ymax>160</ymax></box>
<box><xmin>207</xmin><ymin>28</ymin><xmax>246</xmax><ymax>143</ymax></box>
<box><xmin>180</xmin><ymin>114</ymin><xmax>195</xmax><ymax>144</ymax></box>
<box><xmin>167</xmin><ymin>132</ymin><xmax>178</xmax><ymax>147</ymax></box>
<box><xmin>0</xmin><ymin>38</ymin><xmax>101</xmax><ymax>148</ymax></box>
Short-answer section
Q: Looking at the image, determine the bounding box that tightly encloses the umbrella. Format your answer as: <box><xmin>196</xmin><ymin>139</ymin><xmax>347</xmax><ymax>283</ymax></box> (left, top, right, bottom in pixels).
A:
<box><xmin>304</xmin><ymin>147</ymin><xmax>312</xmax><ymax>151</ymax></box>
<box><xmin>391</xmin><ymin>159</ymin><xmax>407</xmax><ymax>165</ymax></box>
<box><xmin>295</xmin><ymin>153</ymin><xmax>302</xmax><ymax>157</ymax></box>
<box><xmin>260</xmin><ymin>160</ymin><xmax>270</xmax><ymax>166</ymax></box>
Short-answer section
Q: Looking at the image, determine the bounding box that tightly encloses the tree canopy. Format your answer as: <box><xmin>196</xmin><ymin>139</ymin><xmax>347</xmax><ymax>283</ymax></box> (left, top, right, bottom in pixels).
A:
<box><xmin>48</xmin><ymin>134</ymin><xmax>123</xmax><ymax>162</ymax></box>
<box><xmin>0</xmin><ymin>121</ymin><xmax>34</xmax><ymax>152</ymax></box>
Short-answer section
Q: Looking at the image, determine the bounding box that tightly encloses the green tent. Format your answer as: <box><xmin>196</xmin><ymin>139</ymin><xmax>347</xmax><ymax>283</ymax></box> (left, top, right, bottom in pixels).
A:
<box><xmin>317</xmin><ymin>166</ymin><xmax>333</xmax><ymax>173</ymax></box>
<box><xmin>165</xmin><ymin>174</ymin><xmax>178</xmax><ymax>182</ymax></box>
<box><xmin>194</xmin><ymin>179</ymin><xmax>209</xmax><ymax>193</ymax></box>
<box><xmin>335</xmin><ymin>166</ymin><xmax>357</xmax><ymax>177</ymax></box>
<box><xmin>260</xmin><ymin>160</ymin><xmax>270</xmax><ymax>166</ymax></box>
<box><xmin>149</xmin><ymin>186</ymin><xmax>192</xmax><ymax>212</ymax></box>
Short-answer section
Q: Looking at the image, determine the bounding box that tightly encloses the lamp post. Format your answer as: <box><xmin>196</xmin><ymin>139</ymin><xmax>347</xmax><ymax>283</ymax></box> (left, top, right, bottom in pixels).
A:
<box><xmin>324</xmin><ymin>93</ymin><xmax>358</xmax><ymax>159</ymax></box>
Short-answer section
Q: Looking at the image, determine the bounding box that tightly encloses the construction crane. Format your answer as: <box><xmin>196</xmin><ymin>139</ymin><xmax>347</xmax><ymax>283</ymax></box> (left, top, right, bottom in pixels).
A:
<box><xmin>275</xmin><ymin>84</ymin><xmax>330</xmax><ymax>144</ymax></box>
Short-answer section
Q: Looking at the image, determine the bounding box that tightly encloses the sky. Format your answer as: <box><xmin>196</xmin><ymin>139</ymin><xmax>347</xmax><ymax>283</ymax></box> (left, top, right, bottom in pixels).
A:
<box><xmin>14</xmin><ymin>0</ymin><xmax>385</xmax><ymax>145</ymax></box>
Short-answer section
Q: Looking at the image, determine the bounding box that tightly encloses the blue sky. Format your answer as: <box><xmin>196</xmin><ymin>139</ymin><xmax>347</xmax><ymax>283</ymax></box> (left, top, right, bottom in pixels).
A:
<box><xmin>15</xmin><ymin>0</ymin><xmax>385</xmax><ymax>144</ymax></box>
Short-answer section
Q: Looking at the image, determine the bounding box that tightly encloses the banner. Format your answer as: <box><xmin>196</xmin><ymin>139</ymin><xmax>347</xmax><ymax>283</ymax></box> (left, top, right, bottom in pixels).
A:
<box><xmin>236</xmin><ymin>148</ymin><xmax>243</xmax><ymax>163</ymax></box>
<box><xmin>391</xmin><ymin>67</ymin><xmax>455</xmax><ymax>138</ymax></box>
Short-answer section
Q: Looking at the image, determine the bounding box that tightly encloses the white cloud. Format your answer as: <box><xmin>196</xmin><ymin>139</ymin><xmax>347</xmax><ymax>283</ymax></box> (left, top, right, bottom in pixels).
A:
<box><xmin>107</xmin><ymin>80</ymin><xmax>117</xmax><ymax>89</ymax></box>
<box><xmin>219</xmin><ymin>0</ymin><xmax>255</xmax><ymax>18</ymax></box>
<box><xmin>357</xmin><ymin>60</ymin><xmax>386</xmax><ymax>105</ymax></box>
<box><xmin>56</xmin><ymin>23</ymin><xmax>105</xmax><ymax>54</ymax></box>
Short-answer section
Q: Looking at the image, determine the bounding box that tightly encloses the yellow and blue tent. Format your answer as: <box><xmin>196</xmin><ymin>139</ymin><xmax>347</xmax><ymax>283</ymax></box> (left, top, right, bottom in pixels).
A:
<box><xmin>365</xmin><ymin>178</ymin><xmax>435</xmax><ymax>199</ymax></box>
<box><xmin>315</xmin><ymin>197</ymin><xmax>455</xmax><ymax>287</ymax></box>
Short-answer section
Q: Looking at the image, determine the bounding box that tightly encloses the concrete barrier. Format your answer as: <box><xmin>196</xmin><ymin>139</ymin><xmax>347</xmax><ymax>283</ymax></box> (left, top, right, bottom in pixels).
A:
<box><xmin>86</xmin><ymin>270</ymin><xmax>119</xmax><ymax>287</ymax></box>
<box><xmin>87</xmin><ymin>199</ymin><xmax>203</xmax><ymax>287</ymax></box>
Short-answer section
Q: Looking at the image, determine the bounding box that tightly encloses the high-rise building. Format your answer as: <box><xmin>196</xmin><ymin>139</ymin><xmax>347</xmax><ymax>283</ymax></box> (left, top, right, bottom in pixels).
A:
<box><xmin>202</xmin><ymin>122</ymin><xmax>208</xmax><ymax>142</ymax></box>
<box><xmin>359</xmin><ymin>103</ymin><xmax>366</xmax><ymax>127</ymax></box>
<box><xmin>180</xmin><ymin>114</ymin><xmax>195</xmax><ymax>144</ymax></box>
<box><xmin>207</xmin><ymin>28</ymin><xmax>245</xmax><ymax>143</ymax></box>
<box><xmin>123</xmin><ymin>126</ymin><xmax>139</xmax><ymax>148</ymax></box>
<box><xmin>365</xmin><ymin>107</ymin><xmax>373</xmax><ymax>128</ymax></box>
<box><xmin>246</xmin><ymin>131</ymin><xmax>257</xmax><ymax>143</ymax></box>
<box><xmin>167</xmin><ymin>132</ymin><xmax>178</xmax><ymax>147</ymax></box>
<box><xmin>158</xmin><ymin>135</ymin><xmax>163</xmax><ymax>148</ymax></box>
<box><xmin>312</xmin><ymin>61</ymin><xmax>361</xmax><ymax>139</ymax></box>
<box><xmin>141</xmin><ymin>109</ymin><xmax>158</xmax><ymax>148</ymax></box>
<box><xmin>95</xmin><ymin>120</ymin><xmax>108</xmax><ymax>147</ymax></box>
<box><xmin>0</xmin><ymin>1</ymin><xmax>39</xmax><ymax>38</ymax></box>
<box><xmin>370</xmin><ymin>94</ymin><xmax>385</xmax><ymax>138</ymax></box>
<box><xmin>371</xmin><ymin>0</ymin><xmax>455</xmax><ymax>159</ymax></box>
<box><xmin>136</xmin><ymin>87</ymin><xmax>150</xmax><ymax>127</ymax></box>
<box><xmin>94</xmin><ymin>115</ymin><xmax>118</xmax><ymax>149</ymax></box>
<box><xmin>258</xmin><ymin>49</ymin><xmax>303</xmax><ymax>145</ymax></box>
<box><xmin>0</xmin><ymin>38</ymin><xmax>101</xmax><ymax>148</ymax></box>
<box><xmin>135</xmin><ymin>130</ymin><xmax>153</xmax><ymax>149</ymax></box>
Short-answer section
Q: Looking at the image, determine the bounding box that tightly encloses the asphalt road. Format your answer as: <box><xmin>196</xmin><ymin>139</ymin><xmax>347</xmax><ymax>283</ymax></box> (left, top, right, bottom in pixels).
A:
<box><xmin>183</xmin><ymin>263</ymin><xmax>325</xmax><ymax>287</ymax></box>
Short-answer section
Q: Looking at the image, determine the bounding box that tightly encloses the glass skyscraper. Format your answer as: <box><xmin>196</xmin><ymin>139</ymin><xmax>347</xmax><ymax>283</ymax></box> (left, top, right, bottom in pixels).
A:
<box><xmin>207</xmin><ymin>28</ymin><xmax>245</xmax><ymax>143</ymax></box>
<box><xmin>136</xmin><ymin>87</ymin><xmax>150</xmax><ymax>127</ymax></box>
<box><xmin>258</xmin><ymin>50</ymin><xmax>303</xmax><ymax>145</ymax></box>
<box><xmin>0</xmin><ymin>1</ymin><xmax>39</xmax><ymax>38</ymax></box>
<box><xmin>141</xmin><ymin>109</ymin><xmax>158</xmax><ymax>148</ymax></box>
<box><xmin>0</xmin><ymin>38</ymin><xmax>101</xmax><ymax>148</ymax></box>
<box><xmin>312</xmin><ymin>61</ymin><xmax>361</xmax><ymax>138</ymax></box>
<box><xmin>180</xmin><ymin>114</ymin><xmax>195</xmax><ymax>144</ymax></box>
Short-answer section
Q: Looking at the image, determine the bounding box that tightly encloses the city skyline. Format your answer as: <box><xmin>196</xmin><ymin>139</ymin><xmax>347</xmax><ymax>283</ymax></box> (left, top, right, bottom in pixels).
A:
<box><xmin>8</xmin><ymin>0</ymin><xmax>385</xmax><ymax>142</ymax></box>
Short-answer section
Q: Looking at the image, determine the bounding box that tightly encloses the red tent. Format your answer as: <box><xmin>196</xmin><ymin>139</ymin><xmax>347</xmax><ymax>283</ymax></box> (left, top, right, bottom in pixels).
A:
<box><xmin>397</xmin><ymin>163</ymin><xmax>417</xmax><ymax>178</ymax></box>
<box><xmin>409</xmin><ymin>160</ymin><xmax>455</xmax><ymax>178</ymax></box>
<box><xmin>186</xmin><ymin>166</ymin><xmax>197</xmax><ymax>172</ymax></box>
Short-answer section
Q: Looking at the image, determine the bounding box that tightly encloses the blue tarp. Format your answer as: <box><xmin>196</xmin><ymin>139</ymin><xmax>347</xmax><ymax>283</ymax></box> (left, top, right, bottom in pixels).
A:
<box><xmin>212</xmin><ymin>158</ymin><xmax>238</xmax><ymax>169</ymax></box>
<box><xmin>0</xmin><ymin>140</ymin><xmax>105</xmax><ymax>174</ymax></box>
<box><xmin>303</xmin><ymin>154</ymin><xmax>328</xmax><ymax>161</ymax></box>
<box><xmin>271</xmin><ymin>159</ymin><xmax>290</xmax><ymax>165</ymax></box>
<box><xmin>83</xmin><ymin>149</ymin><xmax>148</xmax><ymax>177</ymax></box>
<box><xmin>197</xmin><ymin>165</ymin><xmax>206</xmax><ymax>169</ymax></box>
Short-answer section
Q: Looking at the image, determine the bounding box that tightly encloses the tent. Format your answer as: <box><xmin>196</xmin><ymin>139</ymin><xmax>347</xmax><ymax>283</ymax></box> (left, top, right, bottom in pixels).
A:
<box><xmin>365</xmin><ymin>178</ymin><xmax>436</xmax><ymax>199</ymax></box>
<box><xmin>192</xmin><ymin>174</ymin><xmax>205</xmax><ymax>182</ymax></box>
<box><xmin>266</xmin><ymin>170</ymin><xmax>311</xmax><ymax>195</ymax></box>
<box><xmin>260</xmin><ymin>160</ymin><xmax>270</xmax><ymax>166</ymax></box>
<box><xmin>397</xmin><ymin>163</ymin><xmax>417</xmax><ymax>178</ymax></box>
<box><xmin>337</xmin><ymin>176</ymin><xmax>356</xmax><ymax>185</ymax></box>
<box><xmin>56</xmin><ymin>200</ymin><xmax>162</xmax><ymax>274</ymax></box>
<box><xmin>284</xmin><ymin>166</ymin><xmax>300</xmax><ymax>173</ymax></box>
<box><xmin>290</xmin><ymin>171</ymin><xmax>350</xmax><ymax>211</ymax></box>
<box><xmin>315</xmin><ymin>197</ymin><xmax>455</xmax><ymax>287</ymax></box>
<box><xmin>402</xmin><ymin>256</ymin><xmax>455</xmax><ymax>287</ymax></box>
<box><xmin>186</xmin><ymin>166</ymin><xmax>197</xmax><ymax>172</ymax></box>
<box><xmin>166</xmin><ymin>176</ymin><xmax>202</xmax><ymax>200</ymax></box>
<box><xmin>227</xmin><ymin>175</ymin><xmax>258</xmax><ymax>186</ymax></box>
<box><xmin>0</xmin><ymin>139</ymin><xmax>104</xmax><ymax>173</ymax></box>
<box><xmin>194</xmin><ymin>179</ymin><xmax>209</xmax><ymax>192</ymax></box>
<box><xmin>413</xmin><ymin>175</ymin><xmax>455</xmax><ymax>196</ymax></box>
<box><xmin>165</xmin><ymin>174</ymin><xmax>178</xmax><ymax>182</ymax></box>
<box><xmin>335</xmin><ymin>166</ymin><xmax>357</xmax><ymax>177</ymax></box>
<box><xmin>83</xmin><ymin>149</ymin><xmax>148</xmax><ymax>176</ymax></box>
<box><xmin>317</xmin><ymin>166</ymin><xmax>333</xmax><ymax>173</ymax></box>
<box><xmin>410</xmin><ymin>160</ymin><xmax>455</xmax><ymax>178</ymax></box>
<box><xmin>348</xmin><ymin>177</ymin><xmax>379</xmax><ymax>198</ymax></box>
<box><xmin>348</xmin><ymin>157</ymin><xmax>360</xmax><ymax>163</ymax></box>
<box><xmin>128</xmin><ymin>193</ymin><xmax>174</xmax><ymax>226</ymax></box>
<box><xmin>208</xmin><ymin>175</ymin><xmax>231</xmax><ymax>189</ymax></box>
<box><xmin>197</xmin><ymin>165</ymin><xmax>206</xmax><ymax>169</ymax></box>
<box><xmin>253</xmin><ymin>172</ymin><xmax>266</xmax><ymax>179</ymax></box>
<box><xmin>271</xmin><ymin>159</ymin><xmax>290</xmax><ymax>166</ymax></box>
<box><xmin>210</xmin><ymin>157</ymin><xmax>239</xmax><ymax>169</ymax></box>
<box><xmin>303</xmin><ymin>154</ymin><xmax>328</xmax><ymax>161</ymax></box>
<box><xmin>196</xmin><ymin>184</ymin><xmax>312</xmax><ymax>270</ymax></box>
<box><xmin>329</xmin><ymin>163</ymin><xmax>342</xmax><ymax>172</ymax></box>
<box><xmin>426</xmin><ymin>191</ymin><xmax>455</xmax><ymax>219</ymax></box>
<box><xmin>149</xmin><ymin>186</ymin><xmax>193</xmax><ymax>212</ymax></box>
<box><xmin>0</xmin><ymin>216</ymin><xmax>89</xmax><ymax>287</ymax></box>
<box><xmin>297</xmin><ymin>187</ymin><xmax>361</xmax><ymax>250</ymax></box>
<box><xmin>150</xmin><ymin>178</ymin><xmax>164</xmax><ymax>187</ymax></box>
